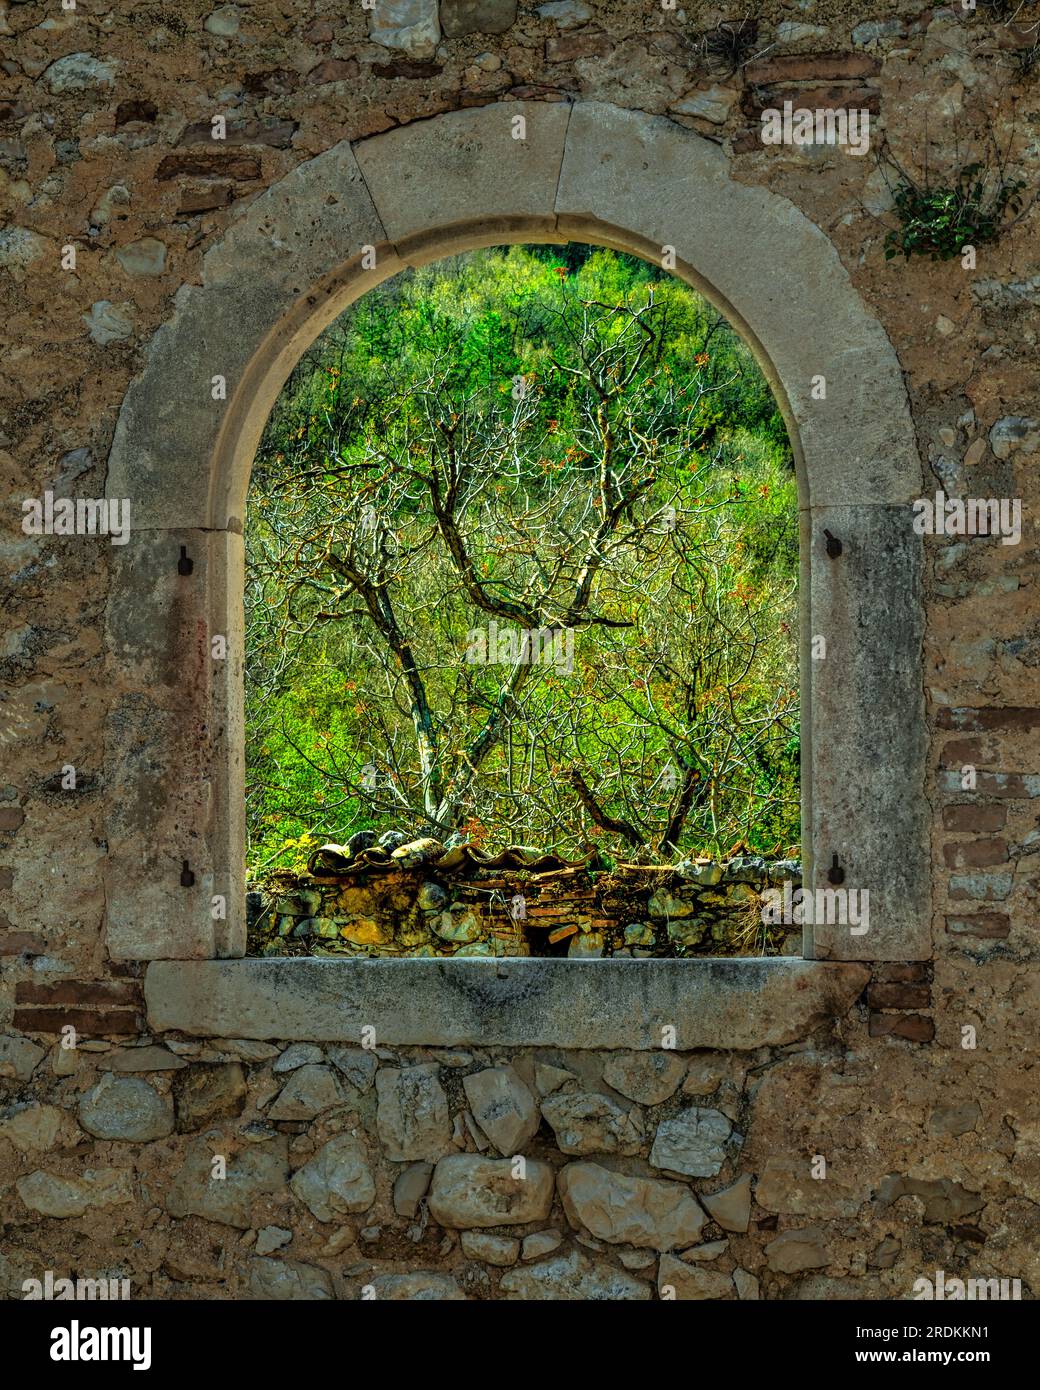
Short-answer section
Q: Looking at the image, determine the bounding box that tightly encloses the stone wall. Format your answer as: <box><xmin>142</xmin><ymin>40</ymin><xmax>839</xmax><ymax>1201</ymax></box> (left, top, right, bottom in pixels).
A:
<box><xmin>2</xmin><ymin>0</ymin><xmax>1039</xmax><ymax>1301</ymax></box>
<box><xmin>250</xmin><ymin>850</ymin><xmax>800</xmax><ymax>958</ymax></box>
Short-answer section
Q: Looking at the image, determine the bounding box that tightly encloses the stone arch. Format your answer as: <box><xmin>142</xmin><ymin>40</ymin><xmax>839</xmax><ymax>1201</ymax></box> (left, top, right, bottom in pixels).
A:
<box><xmin>105</xmin><ymin>101</ymin><xmax>927</xmax><ymax>965</ymax></box>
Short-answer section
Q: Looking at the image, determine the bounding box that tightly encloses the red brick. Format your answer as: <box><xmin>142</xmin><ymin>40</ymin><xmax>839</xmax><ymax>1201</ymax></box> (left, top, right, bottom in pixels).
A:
<box><xmin>309</xmin><ymin>58</ymin><xmax>361</xmax><ymax>84</ymax></box>
<box><xmin>372</xmin><ymin>59</ymin><xmax>443</xmax><ymax>79</ymax></box>
<box><xmin>875</xmin><ymin>963</ymin><xmax>930</xmax><ymax>983</ymax></box>
<box><xmin>178</xmin><ymin>118</ymin><xmax>297</xmax><ymax>148</ymax></box>
<box><xmin>109</xmin><ymin>960</ymin><xmax>145</xmax><ymax>978</ymax></box>
<box><xmin>13</xmin><ymin>1009</ymin><xmax>142</xmax><ymax>1036</ymax></box>
<box><xmin>743</xmin><ymin>52</ymin><xmax>881</xmax><ymax>83</ymax></box>
<box><xmin>0</xmin><ymin>808</ymin><xmax>25</xmax><ymax>832</ymax></box>
<box><xmin>243</xmin><ymin>69</ymin><xmax>300</xmax><ymax>96</ymax></box>
<box><xmin>937</xmin><ymin>707</ymin><xmax>1040</xmax><ymax>733</ymax></box>
<box><xmin>869</xmin><ymin>1013</ymin><xmax>935</xmax><ymax>1043</ymax></box>
<box><xmin>0</xmin><ymin>931</ymin><xmax>46</xmax><ymax>955</ymax></box>
<box><xmin>546</xmin><ymin>31</ymin><xmax>611</xmax><ymax>62</ymax></box>
<box><xmin>742</xmin><ymin>84</ymin><xmax>880</xmax><ymax>118</ymax></box>
<box><xmin>302</xmin><ymin>18</ymin><xmax>334</xmax><ymax>42</ymax></box>
<box><xmin>156</xmin><ymin>151</ymin><xmax>262</xmax><ymax>181</ymax></box>
<box><xmin>946</xmin><ymin>914</ymin><xmax>1010</xmax><ymax>939</ymax></box>
<box><xmin>457</xmin><ymin>90</ymin><xmax>500</xmax><ymax>108</ymax></box>
<box><xmin>949</xmin><ymin>876</ymin><xmax>1012</xmax><ymax>901</ymax></box>
<box><xmin>942</xmin><ymin>804</ymin><xmax>1007</xmax><ymax>832</ymax></box>
<box><xmin>15</xmin><ymin>979</ymin><xmax>142</xmax><ymax>1006</ymax></box>
<box><xmin>949</xmin><ymin>773</ymin><xmax>1040</xmax><ymax>799</ymax></box>
<box><xmin>942</xmin><ymin>840</ymin><xmax>1009</xmax><ymax>868</ymax></box>
<box><xmin>868</xmin><ymin>982</ymin><xmax>932</xmax><ymax>1010</ymax></box>
<box><xmin>940</xmin><ymin>737</ymin><xmax>996</xmax><ymax>767</ymax></box>
<box><xmin>176</xmin><ymin>182</ymin><xmax>234</xmax><ymax>215</ymax></box>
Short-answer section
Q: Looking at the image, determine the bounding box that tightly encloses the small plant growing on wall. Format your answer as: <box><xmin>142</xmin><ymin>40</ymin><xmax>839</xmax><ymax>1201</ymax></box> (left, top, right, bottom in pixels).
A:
<box><xmin>878</xmin><ymin>137</ymin><xmax>1031</xmax><ymax>261</ymax></box>
<box><xmin>696</xmin><ymin>15</ymin><xmax>767</xmax><ymax>77</ymax></box>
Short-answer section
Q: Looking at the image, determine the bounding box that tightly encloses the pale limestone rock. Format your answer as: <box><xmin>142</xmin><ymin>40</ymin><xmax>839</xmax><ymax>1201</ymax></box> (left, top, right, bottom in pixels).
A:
<box><xmin>367</xmin><ymin>1272</ymin><xmax>466</xmax><ymax>1299</ymax></box>
<box><xmin>648</xmin><ymin>888</ymin><xmax>698</xmax><ymax>919</ymax></box>
<box><xmin>43</xmin><ymin>52</ymin><xmax>117</xmax><ymax>93</ymax></box>
<box><xmin>375</xmin><ymin>1065</ymin><xmax>451</xmax><ymax>1160</ymax></box>
<box><xmin>78</xmin><ymin>1074</ymin><xmax>174</xmax><ymax>1142</ymax></box>
<box><xmin>674</xmin><ymin>860</ymin><xmax>723</xmax><ymax>886</ymax></box>
<box><xmin>393</xmin><ymin>1161</ymin><xmax>433</xmax><ymax>1216</ymax></box>
<box><xmin>521</xmin><ymin>1229</ymin><xmax>562</xmax><ymax>1261</ymax></box>
<box><xmin>461</xmin><ymin>1231</ymin><xmax>520</xmax><ymax>1265</ymax></box>
<box><xmin>273</xmin><ymin>1042</ymin><xmax>324</xmax><ymax>1073</ymax></box>
<box><xmin>427</xmin><ymin>1155</ymin><xmax>554</xmax><ymax>1227</ymax></box>
<box><xmin>501</xmin><ymin>1247</ymin><xmax>651</xmax><ymax>1300</ymax></box>
<box><xmin>0</xmin><ymin>1034</ymin><xmax>45</xmax><ymax>1081</ymax></box>
<box><xmin>100</xmin><ymin>1045</ymin><xmax>186</xmax><ymax>1072</ymax></box>
<box><xmin>536</xmin><ymin>0</ymin><xmax>591</xmax><ymax>26</ymax></box>
<box><xmin>267</xmin><ymin>1063</ymin><xmax>345</xmax><ymax>1121</ymax></box>
<box><xmin>327</xmin><ymin>1045</ymin><xmax>378</xmax><ymax>1092</ymax></box>
<box><xmin>255</xmin><ymin>1225</ymin><xmax>292</xmax><ymax>1256</ymax></box>
<box><xmin>464</xmin><ymin>1109</ymin><xmax>491</xmax><ymax>1150</ymax></box>
<box><xmin>51</xmin><ymin>1045</ymin><xmax>79</xmax><ymax>1077</ymax></box>
<box><xmin>619</xmin><ymin>1246</ymin><xmax>657</xmax><ymax>1270</ymax></box>
<box><xmin>174</xmin><ymin>1062</ymin><xmax>247</xmax><ymax>1129</ymax></box>
<box><xmin>650</xmin><ymin>1106</ymin><xmax>734</xmax><ymax>1177</ymax></box>
<box><xmin>603</xmin><ymin>1051</ymin><xmax>686</xmax><ymax>1105</ymax></box>
<box><xmin>658</xmin><ymin>1253</ymin><xmax>734</xmax><ymax>1299</ymax></box>
<box><xmin>567</xmin><ymin>931</ymin><xmax>604</xmax><ymax>957</ymax></box>
<box><xmin>166</xmin><ymin>1137</ymin><xmax>289</xmax><ymax>1229</ymax></box>
<box><xmin>211</xmin><ymin>1039</ymin><xmax>280</xmax><ymax>1062</ymax></box>
<box><xmin>249</xmin><ymin>1256</ymin><xmax>333</xmax><ymax>1299</ymax></box>
<box><xmin>534</xmin><ymin>1062</ymin><xmax>575</xmax><ymax>1095</ymax></box>
<box><xmin>320</xmin><ymin>1226</ymin><xmax>357</xmax><ymax>1257</ymax></box>
<box><xmin>17</xmin><ymin>1167</ymin><xmax>133</xmax><ymax>1218</ymax></box>
<box><xmin>734</xmin><ymin>1267</ymin><xmax>760</xmax><ymax>1299</ymax></box>
<box><xmin>90</xmin><ymin>184</ymin><xmax>131</xmax><ymax>226</ymax></box>
<box><xmin>290</xmin><ymin>1135</ymin><xmax>376</xmax><ymax>1222</ymax></box>
<box><xmin>114</xmin><ymin>238</ymin><xmax>166</xmax><ymax>276</ymax></box>
<box><xmin>701</xmin><ymin>1173</ymin><xmax>752</xmax><ymax>1232</ymax></box>
<box><xmin>84</xmin><ymin>301</ymin><xmax>134</xmax><ymax>345</ymax></box>
<box><xmin>682</xmin><ymin>1055</ymin><xmax>727</xmax><ymax>1096</ymax></box>
<box><xmin>0</xmin><ymin>1103</ymin><xmax>69</xmax><ymax>1151</ymax></box>
<box><xmin>441</xmin><ymin>0</ymin><xmax>517</xmax><ymax>38</ymax></box>
<box><xmin>558</xmin><ymin>1161</ymin><xmax>707</xmax><ymax>1251</ymax></box>
<box><xmin>540</xmin><ymin>1088</ymin><xmax>643</xmax><ymax>1155</ymax></box>
<box><xmin>852</xmin><ymin>19</ymin><xmax>904</xmax><ymax>47</ymax></box>
<box><xmin>963</xmin><ymin>438</ymin><xmax>987</xmax><ymax>468</ymax></box>
<box><xmin>989</xmin><ymin>416</ymin><xmax>1039</xmax><ymax>460</ymax></box>
<box><xmin>463</xmin><ymin>1066</ymin><xmax>539</xmax><ymax>1154</ymax></box>
<box><xmin>368</xmin><ymin>0</ymin><xmax>440</xmax><ymax>60</ymax></box>
<box><xmin>681</xmin><ymin>1238</ymin><xmax>729</xmax><ymax>1261</ymax></box>
<box><xmin>754</xmin><ymin>1156</ymin><xmax>861</xmax><ymax>1217</ymax></box>
<box><xmin>434</xmin><ymin>907</ymin><xmax>482</xmax><ymax>942</ymax></box>
<box><xmin>671</xmin><ymin>86</ymin><xmax>737</xmax><ymax>125</ymax></box>
<box><xmin>0</xmin><ymin>228</ymin><xmax>51</xmax><ymax>280</ymax></box>
<box><xmin>776</xmin><ymin>21</ymin><xmax>827</xmax><ymax>42</ymax></box>
<box><xmin>765</xmin><ymin>1225</ymin><xmax>830</xmax><ymax>1273</ymax></box>
<box><xmin>204</xmin><ymin>6</ymin><xmax>241</xmax><ymax>37</ymax></box>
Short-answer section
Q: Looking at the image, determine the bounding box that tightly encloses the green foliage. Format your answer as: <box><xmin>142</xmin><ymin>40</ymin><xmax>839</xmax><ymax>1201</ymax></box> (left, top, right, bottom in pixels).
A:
<box><xmin>884</xmin><ymin>161</ymin><xmax>1025</xmax><ymax>261</ymax></box>
<box><xmin>246</xmin><ymin>245</ymin><xmax>799</xmax><ymax>873</ymax></box>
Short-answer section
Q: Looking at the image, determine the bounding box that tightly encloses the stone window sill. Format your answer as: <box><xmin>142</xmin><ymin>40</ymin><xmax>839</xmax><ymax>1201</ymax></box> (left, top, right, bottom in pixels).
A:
<box><xmin>145</xmin><ymin>957</ymin><xmax>869</xmax><ymax>1050</ymax></box>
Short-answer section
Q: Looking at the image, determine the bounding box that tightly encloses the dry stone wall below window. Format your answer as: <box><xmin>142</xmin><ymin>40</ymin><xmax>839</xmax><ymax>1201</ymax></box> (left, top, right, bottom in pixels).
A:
<box><xmin>250</xmin><ymin>851</ymin><xmax>802</xmax><ymax>958</ymax></box>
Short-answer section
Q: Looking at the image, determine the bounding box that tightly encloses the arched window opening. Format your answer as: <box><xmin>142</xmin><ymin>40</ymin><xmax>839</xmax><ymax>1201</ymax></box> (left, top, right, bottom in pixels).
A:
<box><xmin>244</xmin><ymin>244</ymin><xmax>800</xmax><ymax>960</ymax></box>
